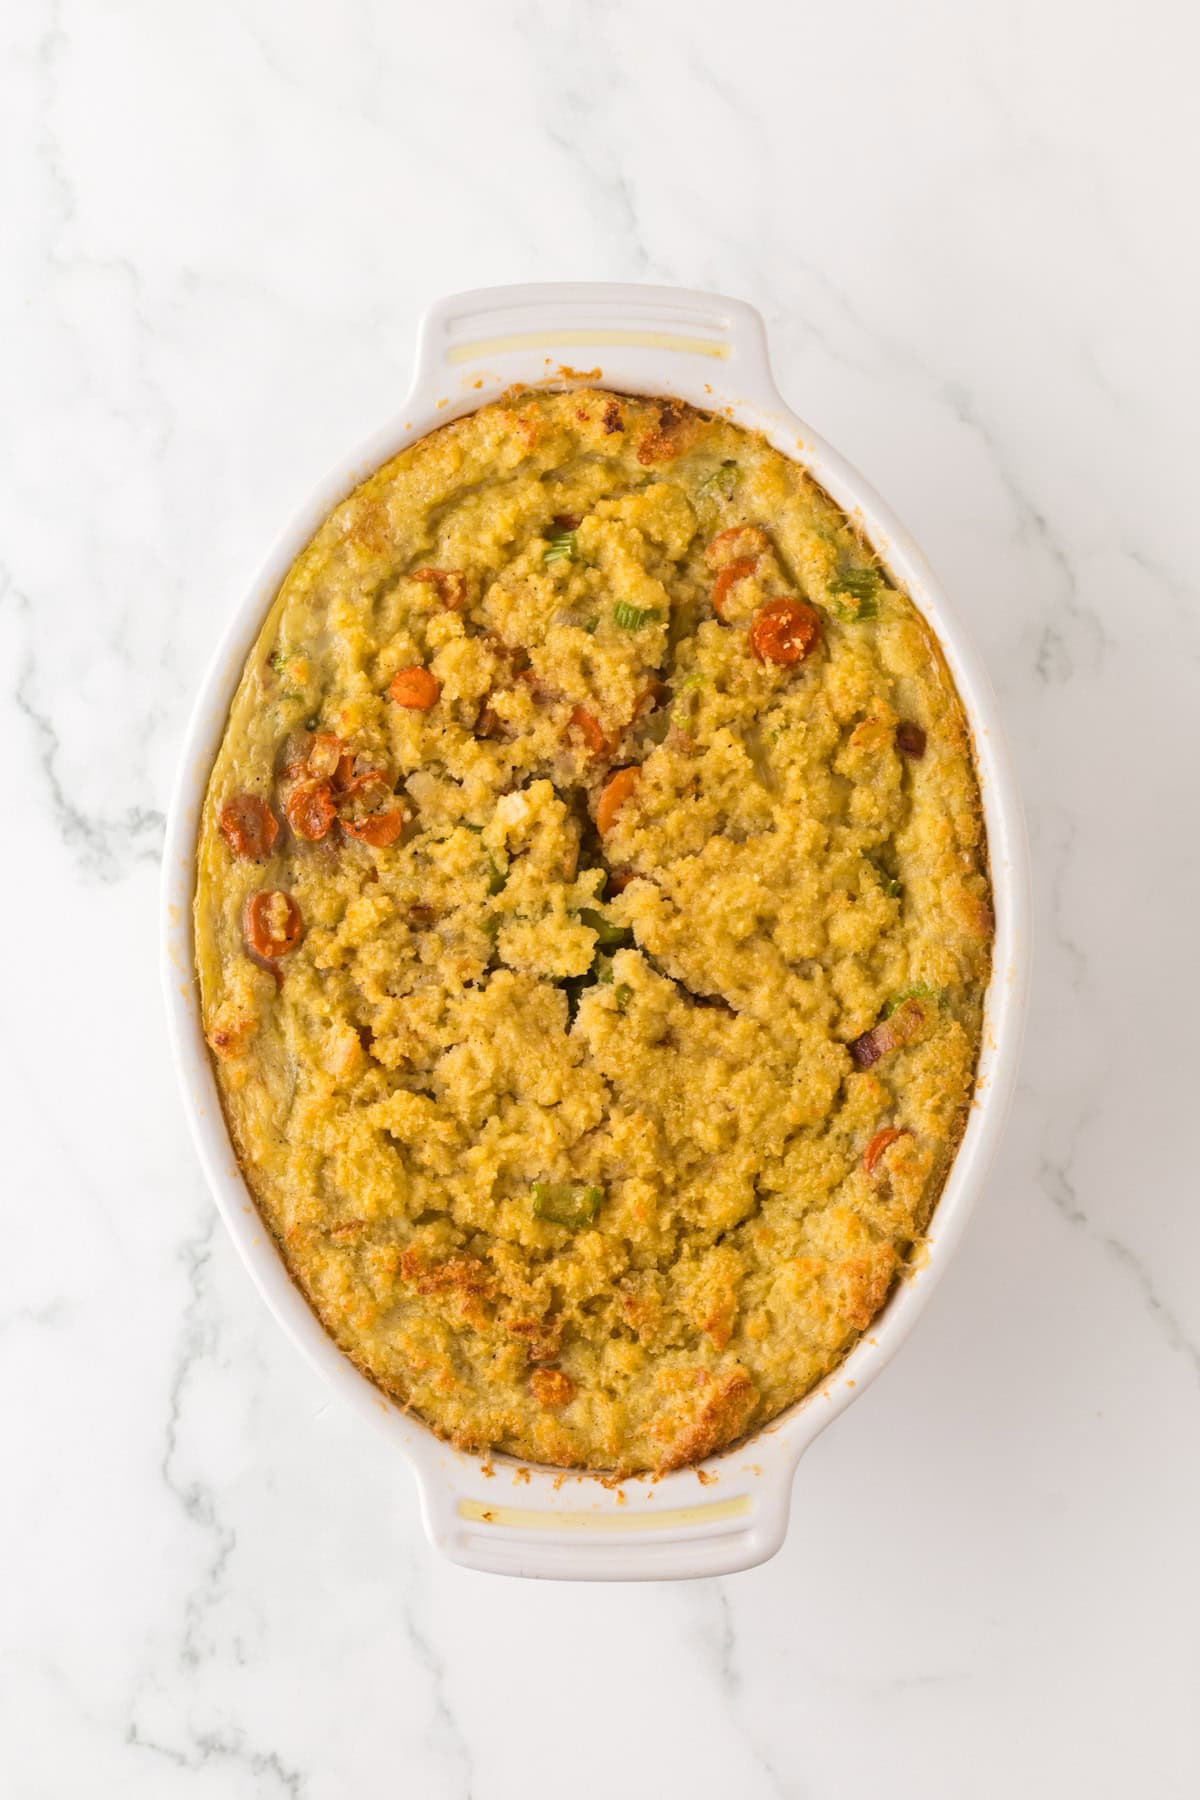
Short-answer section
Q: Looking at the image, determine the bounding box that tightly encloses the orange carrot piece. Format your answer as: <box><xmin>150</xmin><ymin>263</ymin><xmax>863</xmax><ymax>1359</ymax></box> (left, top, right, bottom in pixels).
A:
<box><xmin>284</xmin><ymin>779</ymin><xmax>337</xmax><ymax>841</ymax></box>
<box><xmin>863</xmin><ymin>1127</ymin><xmax>910</xmax><ymax>1176</ymax></box>
<box><xmin>704</xmin><ymin>524</ymin><xmax>770</xmax><ymax>569</ymax></box>
<box><xmin>218</xmin><ymin>794</ymin><xmax>279</xmax><ymax>860</ymax></box>
<box><xmin>338</xmin><ymin>771</ymin><xmax>407</xmax><ymax>847</ymax></box>
<box><xmin>749</xmin><ymin>598</ymin><xmax>821</xmax><ymax>666</ymax></box>
<box><xmin>244</xmin><ymin>889</ymin><xmax>303</xmax><ymax>959</ymax></box>
<box><xmin>340</xmin><ymin>807</ymin><xmax>406</xmax><ymax>847</ymax></box>
<box><xmin>306</xmin><ymin>732</ymin><xmax>343</xmax><ymax>778</ymax></box>
<box><xmin>568</xmin><ymin>705</ymin><xmax>610</xmax><ymax>755</ymax></box>
<box><xmin>596</xmin><ymin>766</ymin><xmax>640</xmax><ymax>834</ymax></box>
<box><xmin>412</xmin><ymin>568</ymin><xmax>468</xmax><ymax>609</ymax></box>
<box><xmin>389</xmin><ymin>666</ymin><xmax>441</xmax><ymax>710</ymax></box>
<box><xmin>712</xmin><ymin>555</ymin><xmax>758</xmax><ymax>618</ymax></box>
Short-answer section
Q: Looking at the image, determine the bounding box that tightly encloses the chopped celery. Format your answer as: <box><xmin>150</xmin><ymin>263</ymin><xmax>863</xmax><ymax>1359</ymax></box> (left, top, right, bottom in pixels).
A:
<box><xmin>829</xmin><ymin>566</ymin><xmax>883</xmax><ymax>621</ymax></box>
<box><xmin>485</xmin><ymin>853</ymin><xmax>507</xmax><ymax>896</ymax></box>
<box><xmin>867</xmin><ymin>856</ymin><xmax>902</xmax><ymax>899</ymax></box>
<box><xmin>697</xmin><ymin>461</ymin><xmax>739</xmax><ymax>500</ymax></box>
<box><xmin>882</xmin><ymin>981</ymin><xmax>943</xmax><ymax>1017</ymax></box>
<box><xmin>531</xmin><ymin>1182</ymin><xmax>601</xmax><ymax>1229</ymax></box>
<box><xmin>578</xmin><ymin>907</ymin><xmax>633</xmax><ymax>950</ymax></box>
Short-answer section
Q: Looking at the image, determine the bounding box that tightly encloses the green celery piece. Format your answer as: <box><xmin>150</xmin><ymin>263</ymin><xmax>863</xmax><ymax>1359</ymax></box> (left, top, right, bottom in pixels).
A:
<box><xmin>531</xmin><ymin>1182</ymin><xmax>601</xmax><ymax>1229</ymax></box>
<box><xmin>829</xmin><ymin>566</ymin><xmax>883</xmax><ymax>621</ymax></box>
<box><xmin>671</xmin><ymin>671</ymin><xmax>706</xmax><ymax>726</ymax></box>
<box><xmin>578</xmin><ymin>907</ymin><xmax>633</xmax><ymax>950</ymax></box>
<box><xmin>867</xmin><ymin>856</ymin><xmax>902</xmax><ymax>899</ymax></box>
<box><xmin>883</xmin><ymin>981</ymin><xmax>944</xmax><ymax>1018</ymax></box>
<box><xmin>697</xmin><ymin>461</ymin><xmax>739</xmax><ymax>499</ymax></box>
<box><xmin>485</xmin><ymin>853</ymin><xmax>507</xmax><ymax>896</ymax></box>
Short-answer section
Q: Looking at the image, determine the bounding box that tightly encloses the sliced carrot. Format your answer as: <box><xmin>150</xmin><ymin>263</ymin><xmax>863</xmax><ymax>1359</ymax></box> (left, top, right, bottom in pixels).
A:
<box><xmin>633</xmin><ymin>679</ymin><xmax>669</xmax><ymax>716</ymax></box>
<box><xmin>284</xmin><ymin>778</ymin><xmax>336</xmax><ymax>841</ymax></box>
<box><xmin>338</xmin><ymin>771</ymin><xmax>408</xmax><ymax>847</ymax></box>
<box><xmin>864</xmin><ymin>1126</ymin><xmax>910</xmax><ymax>1176</ymax></box>
<box><xmin>218</xmin><ymin>794</ymin><xmax>279</xmax><ymax>860</ymax></box>
<box><xmin>749</xmin><ymin>597</ymin><xmax>821</xmax><ymax>666</ymax></box>
<box><xmin>596</xmin><ymin>766</ymin><xmax>640</xmax><ymax>834</ymax></box>
<box><xmin>568</xmin><ymin>704</ymin><xmax>610</xmax><ymax>756</ymax></box>
<box><xmin>606</xmin><ymin>866</ymin><xmax>636</xmax><ymax>896</ymax></box>
<box><xmin>704</xmin><ymin>524</ymin><xmax>770</xmax><ymax>569</ymax></box>
<box><xmin>712</xmin><ymin>555</ymin><xmax>758</xmax><ymax>618</ymax></box>
<box><xmin>389</xmin><ymin>666</ymin><xmax>441</xmax><ymax>710</ymax></box>
<box><xmin>412</xmin><ymin>567</ymin><xmax>467</xmax><ymax>609</ymax></box>
<box><xmin>518</xmin><ymin>665</ymin><xmax>554</xmax><ymax>703</ymax></box>
<box><xmin>244</xmin><ymin>889</ymin><xmax>303</xmax><ymax>959</ymax></box>
<box><xmin>339</xmin><ymin>769</ymin><xmax>390</xmax><ymax>797</ymax></box>
<box><xmin>306</xmin><ymin>732</ymin><xmax>343</xmax><ymax>779</ymax></box>
<box><xmin>341</xmin><ymin>807</ymin><xmax>406</xmax><ymax>847</ymax></box>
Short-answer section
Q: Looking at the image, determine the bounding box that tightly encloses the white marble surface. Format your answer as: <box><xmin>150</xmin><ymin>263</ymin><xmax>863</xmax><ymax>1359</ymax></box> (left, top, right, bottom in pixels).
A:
<box><xmin>3</xmin><ymin>0</ymin><xmax>1198</xmax><ymax>1792</ymax></box>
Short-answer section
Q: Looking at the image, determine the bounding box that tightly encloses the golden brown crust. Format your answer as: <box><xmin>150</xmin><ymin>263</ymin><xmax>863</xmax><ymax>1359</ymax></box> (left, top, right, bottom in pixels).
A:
<box><xmin>654</xmin><ymin>1369</ymin><xmax>759</xmax><ymax>1471</ymax></box>
<box><xmin>529</xmin><ymin>1368</ymin><xmax>576</xmax><ymax>1410</ymax></box>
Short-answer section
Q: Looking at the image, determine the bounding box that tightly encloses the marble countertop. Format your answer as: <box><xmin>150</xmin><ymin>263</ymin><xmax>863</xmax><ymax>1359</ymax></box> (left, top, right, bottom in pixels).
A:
<box><xmin>4</xmin><ymin>1</ymin><xmax>1198</xmax><ymax>1793</ymax></box>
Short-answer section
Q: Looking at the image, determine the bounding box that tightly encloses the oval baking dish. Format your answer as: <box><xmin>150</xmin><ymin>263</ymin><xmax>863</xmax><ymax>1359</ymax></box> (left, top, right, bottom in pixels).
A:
<box><xmin>162</xmin><ymin>283</ymin><xmax>1030</xmax><ymax>1580</ymax></box>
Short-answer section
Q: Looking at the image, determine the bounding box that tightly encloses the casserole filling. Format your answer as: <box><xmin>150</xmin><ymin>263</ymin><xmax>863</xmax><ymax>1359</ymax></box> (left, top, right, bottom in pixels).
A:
<box><xmin>195</xmin><ymin>389</ymin><xmax>992</xmax><ymax>1473</ymax></box>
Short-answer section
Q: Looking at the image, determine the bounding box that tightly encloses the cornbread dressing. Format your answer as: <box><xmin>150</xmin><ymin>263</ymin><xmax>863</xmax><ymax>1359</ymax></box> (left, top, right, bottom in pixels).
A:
<box><xmin>195</xmin><ymin>389</ymin><xmax>992</xmax><ymax>1474</ymax></box>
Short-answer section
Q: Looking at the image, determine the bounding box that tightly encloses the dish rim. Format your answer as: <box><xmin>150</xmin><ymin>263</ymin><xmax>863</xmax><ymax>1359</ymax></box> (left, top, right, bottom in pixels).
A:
<box><xmin>161</xmin><ymin>282</ymin><xmax>1030</xmax><ymax>1580</ymax></box>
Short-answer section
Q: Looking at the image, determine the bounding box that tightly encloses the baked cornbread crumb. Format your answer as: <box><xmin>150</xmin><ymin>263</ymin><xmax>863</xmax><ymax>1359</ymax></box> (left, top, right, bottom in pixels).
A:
<box><xmin>195</xmin><ymin>389</ymin><xmax>992</xmax><ymax>1473</ymax></box>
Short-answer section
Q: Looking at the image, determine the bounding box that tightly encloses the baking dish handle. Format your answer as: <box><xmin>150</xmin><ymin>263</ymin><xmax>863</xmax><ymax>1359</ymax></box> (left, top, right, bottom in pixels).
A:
<box><xmin>412</xmin><ymin>1454</ymin><xmax>795</xmax><ymax>1582</ymax></box>
<box><xmin>406</xmin><ymin>282</ymin><xmax>780</xmax><ymax>412</ymax></box>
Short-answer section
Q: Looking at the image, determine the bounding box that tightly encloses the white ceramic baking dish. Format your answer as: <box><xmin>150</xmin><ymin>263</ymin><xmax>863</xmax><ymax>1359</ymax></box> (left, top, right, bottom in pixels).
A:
<box><xmin>162</xmin><ymin>283</ymin><xmax>1030</xmax><ymax>1581</ymax></box>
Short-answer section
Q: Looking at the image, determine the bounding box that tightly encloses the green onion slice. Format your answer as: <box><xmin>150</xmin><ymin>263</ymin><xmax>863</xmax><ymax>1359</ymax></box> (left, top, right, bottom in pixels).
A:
<box><xmin>613</xmin><ymin>600</ymin><xmax>661</xmax><ymax>631</ymax></box>
<box><xmin>544</xmin><ymin>531</ymin><xmax>577</xmax><ymax>565</ymax></box>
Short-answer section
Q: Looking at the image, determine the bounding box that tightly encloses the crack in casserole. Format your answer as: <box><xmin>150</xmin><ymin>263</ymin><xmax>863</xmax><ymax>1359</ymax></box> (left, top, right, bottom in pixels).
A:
<box><xmin>195</xmin><ymin>389</ymin><xmax>992</xmax><ymax>1474</ymax></box>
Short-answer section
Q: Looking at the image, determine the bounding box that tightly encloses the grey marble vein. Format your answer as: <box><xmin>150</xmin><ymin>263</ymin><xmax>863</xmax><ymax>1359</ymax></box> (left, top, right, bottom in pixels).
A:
<box><xmin>698</xmin><ymin>1587</ymin><xmax>807</xmax><ymax>1799</ymax></box>
<box><xmin>157</xmin><ymin>1213</ymin><xmax>238</xmax><ymax>1671</ymax></box>
<box><xmin>126</xmin><ymin>1721</ymin><xmax>307</xmax><ymax>1797</ymax></box>
<box><xmin>5</xmin><ymin>568</ymin><xmax>165</xmax><ymax>878</ymax></box>
<box><xmin>1041</xmin><ymin>1152</ymin><xmax>1200</xmax><ymax>1387</ymax></box>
